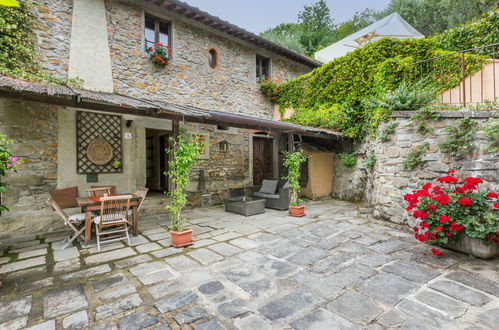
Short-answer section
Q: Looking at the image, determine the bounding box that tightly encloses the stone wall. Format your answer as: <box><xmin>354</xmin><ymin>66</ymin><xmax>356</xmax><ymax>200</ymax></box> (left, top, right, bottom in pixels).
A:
<box><xmin>332</xmin><ymin>110</ymin><xmax>499</xmax><ymax>225</ymax></box>
<box><xmin>30</xmin><ymin>0</ymin><xmax>312</xmax><ymax>118</ymax></box>
<box><xmin>30</xmin><ymin>0</ymin><xmax>73</xmax><ymax>78</ymax></box>
<box><xmin>0</xmin><ymin>98</ymin><xmax>62</xmax><ymax>237</ymax></box>
<box><xmin>104</xmin><ymin>0</ymin><xmax>310</xmax><ymax>119</ymax></box>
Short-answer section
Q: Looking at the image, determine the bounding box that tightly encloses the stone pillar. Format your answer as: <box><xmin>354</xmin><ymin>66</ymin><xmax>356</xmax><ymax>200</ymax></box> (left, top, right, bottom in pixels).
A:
<box><xmin>68</xmin><ymin>0</ymin><xmax>114</xmax><ymax>92</ymax></box>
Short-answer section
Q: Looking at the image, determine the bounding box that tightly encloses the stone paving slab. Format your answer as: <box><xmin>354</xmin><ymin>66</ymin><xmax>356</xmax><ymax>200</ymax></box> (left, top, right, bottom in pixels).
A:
<box><xmin>43</xmin><ymin>286</ymin><xmax>88</xmax><ymax>318</ymax></box>
<box><xmin>0</xmin><ymin>256</ymin><xmax>46</xmax><ymax>274</ymax></box>
<box><xmin>0</xmin><ymin>200</ymin><xmax>498</xmax><ymax>329</ymax></box>
<box><xmin>0</xmin><ymin>295</ymin><xmax>32</xmax><ymax>324</ymax></box>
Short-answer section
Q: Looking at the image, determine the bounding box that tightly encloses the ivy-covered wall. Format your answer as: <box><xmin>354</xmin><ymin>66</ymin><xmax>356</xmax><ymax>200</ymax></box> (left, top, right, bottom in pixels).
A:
<box><xmin>331</xmin><ymin>110</ymin><xmax>499</xmax><ymax>225</ymax></box>
<box><xmin>275</xmin><ymin>10</ymin><xmax>499</xmax><ymax>140</ymax></box>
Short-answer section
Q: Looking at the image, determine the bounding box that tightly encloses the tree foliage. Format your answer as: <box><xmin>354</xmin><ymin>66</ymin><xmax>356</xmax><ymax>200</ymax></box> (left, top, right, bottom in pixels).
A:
<box><xmin>260</xmin><ymin>0</ymin><xmax>497</xmax><ymax>57</ymax></box>
<box><xmin>385</xmin><ymin>0</ymin><xmax>498</xmax><ymax>36</ymax></box>
<box><xmin>260</xmin><ymin>23</ymin><xmax>306</xmax><ymax>55</ymax></box>
<box><xmin>260</xmin><ymin>0</ymin><xmax>336</xmax><ymax>56</ymax></box>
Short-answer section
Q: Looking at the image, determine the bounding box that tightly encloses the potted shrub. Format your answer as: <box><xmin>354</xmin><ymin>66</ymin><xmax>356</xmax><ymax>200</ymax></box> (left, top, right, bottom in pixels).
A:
<box><xmin>404</xmin><ymin>170</ymin><xmax>499</xmax><ymax>258</ymax></box>
<box><xmin>164</xmin><ymin>129</ymin><xmax>203</xmax><ymax>247</ymax></box>
<box><xmin>282</xmin><ymin>149</ymin><xmax>308</xmax><ymax>217</ymax></box>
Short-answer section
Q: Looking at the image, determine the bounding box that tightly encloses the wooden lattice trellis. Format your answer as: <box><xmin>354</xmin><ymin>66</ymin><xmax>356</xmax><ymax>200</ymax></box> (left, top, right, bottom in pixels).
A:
<box><xmin>76</xmin><ymin>111</ymin><xmax>122</xmax><ymax>174</ymax></box>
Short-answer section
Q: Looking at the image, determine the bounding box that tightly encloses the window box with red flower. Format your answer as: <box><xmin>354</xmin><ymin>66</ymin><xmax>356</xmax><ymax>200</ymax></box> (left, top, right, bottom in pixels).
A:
<box><xmin>148</xmin><ymin>42</ymin><xmax>171</xmax><ymax>66</ymax></box>
<box><xmin>404</xmin><ymin>171</ymin><xmax>499</xmax><ymax>259</ymax></box>
<box><xmin>258</xmin><ymin>77</ymin><xmax>281</xmax><ymax>104</ymax></box>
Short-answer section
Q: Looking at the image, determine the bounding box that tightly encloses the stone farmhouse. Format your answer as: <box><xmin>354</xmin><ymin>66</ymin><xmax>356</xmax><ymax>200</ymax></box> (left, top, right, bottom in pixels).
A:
<box><xmin>0</xmin><ymin>0</ymin><xmax>344</xmax><ymax>237</ymax></box>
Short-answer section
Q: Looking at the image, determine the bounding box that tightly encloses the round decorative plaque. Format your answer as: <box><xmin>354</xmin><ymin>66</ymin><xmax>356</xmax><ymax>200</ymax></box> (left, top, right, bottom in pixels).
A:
<box><xmin>86</xmin><ymin>137</ymin><xmax>113</xmax><ymax>165</ymax></box>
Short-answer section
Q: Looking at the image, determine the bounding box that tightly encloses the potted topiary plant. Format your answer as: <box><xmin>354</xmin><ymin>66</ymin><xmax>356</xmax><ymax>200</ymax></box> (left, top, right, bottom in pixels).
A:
<box><xmin>282</xmin><ymin>149</ymin><xmax>308</xmax><ymax>217</ymax></box>
<box><xmin>404</xmin><ymin>170</ymin><xmax>499</xmax><ymax>258</ymax></box>
<box><xmin>164</xmin><ymin>128</ymin><xmax>203</xmax><ymax>247</ymax></box>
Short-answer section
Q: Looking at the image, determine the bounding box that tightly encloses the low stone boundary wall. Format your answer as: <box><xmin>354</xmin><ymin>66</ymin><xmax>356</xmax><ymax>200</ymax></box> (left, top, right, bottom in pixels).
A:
<box><xmin>332</xmin><ymin>110</ymin><xmax>498</xmax><ymax>224</ymax></box>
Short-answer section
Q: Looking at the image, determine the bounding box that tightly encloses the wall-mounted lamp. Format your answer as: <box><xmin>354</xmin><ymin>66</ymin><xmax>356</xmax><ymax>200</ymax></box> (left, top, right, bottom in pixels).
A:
<box><xmin>75</xmin><ymin>93</ymin><xmax>82</xmax><ymax>103</ymax></box>
<box><xmin>126</xmin><ymin>120</ymin><xmax>133</xmax><ymax>128</ymax></box>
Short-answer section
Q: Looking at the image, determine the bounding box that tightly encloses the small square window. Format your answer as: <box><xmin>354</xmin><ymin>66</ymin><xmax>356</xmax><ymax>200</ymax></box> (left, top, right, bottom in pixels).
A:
<box><xmin>145</xmin><ymin>14</ymin><xmax>171</xmax><ymax>53</ymax></box>
<box><xmin>256</xmin><ymin>55</ymin><xmax>270</xmax><ymax>81</ymax></box>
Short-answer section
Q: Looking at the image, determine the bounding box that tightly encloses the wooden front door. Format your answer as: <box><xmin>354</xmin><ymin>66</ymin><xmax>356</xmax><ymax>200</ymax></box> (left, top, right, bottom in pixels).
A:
<box><xmin>253</xmin><ymin>137</ymin><xmax>273</xmax><ymax>185</ymax></box>
<box><xmin>146</xmin><ymin>129</ymin><xmax>169</xmax><ymax>192</ymax></box>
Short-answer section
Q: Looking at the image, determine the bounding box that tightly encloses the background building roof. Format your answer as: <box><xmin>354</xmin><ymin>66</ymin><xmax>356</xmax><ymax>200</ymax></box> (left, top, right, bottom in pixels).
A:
<box><xmin>314</xmin><ymin>12</ymin><xmax>424</xmax><ymax>63</ymax></box>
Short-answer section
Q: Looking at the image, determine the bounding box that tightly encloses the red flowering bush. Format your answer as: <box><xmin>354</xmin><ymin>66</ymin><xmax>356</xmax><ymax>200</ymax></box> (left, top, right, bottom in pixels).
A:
<box><xmin>148</xmin><ymin>42</ymin><xmax>171</xmax><ymax>66</ymax></box>
<box><xmin>259</xmin><ymin>77</ymin><xmax>281</xmax><ymax>103</ymax></box>
<box><xmin>404</xmin><ymin>171</ymin><xmax>499</xmax><ymax>255</ymax></box>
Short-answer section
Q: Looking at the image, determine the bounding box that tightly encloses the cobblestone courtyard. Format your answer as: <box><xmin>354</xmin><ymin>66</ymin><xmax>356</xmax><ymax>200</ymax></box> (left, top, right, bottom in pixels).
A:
<box><xmin>0</xmin><ymin>200</ymin><xmax>498</xmax><ymax>330</ymax></box>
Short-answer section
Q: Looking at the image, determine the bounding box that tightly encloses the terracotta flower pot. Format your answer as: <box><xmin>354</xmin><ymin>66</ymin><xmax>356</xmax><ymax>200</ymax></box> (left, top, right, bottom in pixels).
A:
<box><xmin>446</xmin><ymin>233</ymin><xmax>499</xmax><ymax>259</ymax></box>
<box><xmin>289</xmin><ymin>205</ymin><xmax>305</xmax><ymax>217</ymax></box>
<box><xmin>169</xmin><ymin>229</ymin><xmax>193</xmax><ymax>248</ymax></box>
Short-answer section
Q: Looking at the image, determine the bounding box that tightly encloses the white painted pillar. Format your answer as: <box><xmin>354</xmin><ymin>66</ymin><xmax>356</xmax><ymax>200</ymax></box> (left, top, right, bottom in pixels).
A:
<box><xmin>68</xmin><ymin>0</ymin><xmax>114</xmax><ymax>92</ymax></box>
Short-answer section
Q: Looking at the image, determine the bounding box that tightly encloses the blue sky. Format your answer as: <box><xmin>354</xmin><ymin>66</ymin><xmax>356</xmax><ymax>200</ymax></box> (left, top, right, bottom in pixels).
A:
<box><xmin>185</xmin><ymin>0</ymin><xmax>392</xmax><ymax>34</ymax></box>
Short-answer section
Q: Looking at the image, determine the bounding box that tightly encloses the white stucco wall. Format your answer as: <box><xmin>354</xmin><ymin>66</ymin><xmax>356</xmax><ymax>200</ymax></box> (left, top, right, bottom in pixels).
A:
<box><xmin>56</xmin><ymin>108</ymin><xmax>173</xmax><ymax>194</ymax></box>
<box><xmin>68</xmin><ymin>0</ymin><xmax>114</xmax><ymax>92</ymax></box>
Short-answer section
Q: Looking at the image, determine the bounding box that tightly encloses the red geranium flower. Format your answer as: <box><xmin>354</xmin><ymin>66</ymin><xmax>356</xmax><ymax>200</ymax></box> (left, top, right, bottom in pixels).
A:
<box><xmin>422</xmin><ymin>183</ymin><xmax>432</xmax><ymax>190</ymax></box>
<box><xmin>427</xmin><ymin>204</ymin><xmax>436</xmax><ymax>211</ymax></box>
<box><xmin>458</xmin><ymin>197</ymin><xmax>472</xmax><ymax>206</ymax></box>
<box><xmin>437</xmin><ymin>176</ymin><xmax>459</xmax><ymax>183</ymax></box>
<box><xmin>420</xmin><ymin>221</ymin><xmax>429</xmax><ymax>229</ymax></box>
<box><xmin>406</xmin><ymin>205</ymin><xmax>416</xmax><ymax>211</ymax></box>
<box><xmin>464</xmin><ymin>177</ymin><xmax>483</xmax><ymax>184</ymax></box>
<box><xmin>416</xmin><ymin>234</ymin><xmax>428</xmax><ymax>242</ymax></box>
<box><xmin>450</xmin><ymin>222</ymin><xmax>464</xmax><ymax>232</ymax></box>
<box><xmin>434</xmin><ymin>226</ymin><xmax>443</xmax><ymax>231</ymax></box>
<box><xmin>494</xmin><ymin>203</ymin><xmax>499</xmax><ymax>208</ymax></box>
<box><xmin>433</xmin><ymin>195</ymin><xmax>450</xmax><ymax>205</ymax></box>
<box><xmin>413</xmin><ymin>211</ymin><xmax>429</xmax><ymax>219</ymax></box>
<box><xmin>448</xmin><ymin>170</ymin><xmax>456</xmax><ymax>174</ymax></box>
<box><xmin>487</xmin><ymin>192</ymin><xmax>498</xmax><ymax>198</ymax></box>
<box><xmin>431</xmin><ymin>248</ymin><xmax>444</xmax><ymax>256</ymax></box>
<box><xmin>439</xmin><ymin>215</ymin><xmax>450</xmax><ymax>223</ymax></box>
<box><xmin>463</xmin><ymin>183</ymin><xmax>477</xmax><ymax>190</ymax></box>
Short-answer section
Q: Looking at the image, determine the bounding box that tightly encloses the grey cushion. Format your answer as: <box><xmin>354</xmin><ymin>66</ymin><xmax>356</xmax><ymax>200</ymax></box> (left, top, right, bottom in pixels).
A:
<box><xmin>254</xmin><ymin>192</ymin><xmax>280</xmax><ymax>199</ymax></box>
<box><xmin>259</xmin><ymin>179</ymin><xmax>278</xmax><ymax>194</ymax></box>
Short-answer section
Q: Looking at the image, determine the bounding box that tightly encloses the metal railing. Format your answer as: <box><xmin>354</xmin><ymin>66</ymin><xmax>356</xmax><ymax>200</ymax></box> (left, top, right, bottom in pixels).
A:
<box><xmin>405</xmin><ymin>43</ymin><xmax>498</xmax><ymax>107</ymax></box>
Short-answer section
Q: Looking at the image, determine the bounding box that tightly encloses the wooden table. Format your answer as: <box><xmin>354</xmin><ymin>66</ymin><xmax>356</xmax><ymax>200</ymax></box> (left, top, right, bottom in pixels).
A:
<box><xmin>76</xmin><ymin>195</ymin><xmax>141</xmax><ymax>245</ymax></box>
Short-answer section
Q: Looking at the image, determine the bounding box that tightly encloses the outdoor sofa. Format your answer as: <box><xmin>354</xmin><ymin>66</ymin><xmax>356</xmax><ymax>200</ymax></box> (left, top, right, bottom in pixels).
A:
<box><xmin>253</xmin><ymin>179</ymin><xmax>290</xmax><ymax>210</ymax></box>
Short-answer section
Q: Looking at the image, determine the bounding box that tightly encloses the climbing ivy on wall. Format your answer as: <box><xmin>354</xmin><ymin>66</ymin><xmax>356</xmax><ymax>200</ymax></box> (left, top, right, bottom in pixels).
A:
<box><xmin>277</xmin><ymin>11</ymin><xmax>498</xmax><ymax>140</ymax></box>
<box><xmin>0</xmin><ymin>1</ymin><xmax>36</xmax><ymax>71</ymax></box>
<box><xmin>0</xmin><ymin>2</ymin><xmax>80</xmax><ymax>86</ymax></box>
<box><xmin>434</xmin><ymin>11</ymin><xmax>499</xmax><ymax>55</ymax></box>
<box><xmin>439</xmin><ymin>117</ymin><xmax>477</xmax><ymax>158</ymax></box>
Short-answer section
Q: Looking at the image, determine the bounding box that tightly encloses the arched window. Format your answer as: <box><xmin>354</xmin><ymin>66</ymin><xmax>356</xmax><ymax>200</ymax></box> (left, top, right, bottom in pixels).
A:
<box><xmin>208</xmin><ymin>48</ymin><xmax>218</xmax><ymax>69</ymax></box>
<box><xmin>219</xmin><ymin>140</ymin><xmax>229</xmax><ymax>152</ymax></box>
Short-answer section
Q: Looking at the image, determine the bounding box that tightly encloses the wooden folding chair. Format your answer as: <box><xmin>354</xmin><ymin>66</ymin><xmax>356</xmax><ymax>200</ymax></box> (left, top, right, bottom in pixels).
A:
<box><xmin>93</xmin><ymin>195</ymin><xmax>132</xmax><ymax>251</ymax></box>
<box><xmin>87</xmin><ymin>186</ymin><xmax>112</xmax><ymax>197</ymax></box>
<box><xmin>131</xmin><ymin>187</ymin><xmax>149</xmax><ymax>214</ymax></box>
<box><xmin>49</xmin><ymin>198</ymin><xmax>86</xmax><ymax>248</ymax></box>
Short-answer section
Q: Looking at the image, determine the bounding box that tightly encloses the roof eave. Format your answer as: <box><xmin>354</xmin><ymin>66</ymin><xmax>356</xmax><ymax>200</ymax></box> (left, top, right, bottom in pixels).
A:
<box><xmin>142</xmin><ymin>0</ymin><xmax>321</xmax><ymax>68</ymax></box>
